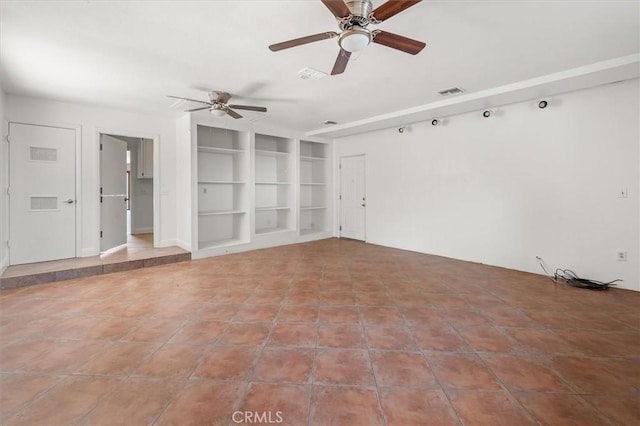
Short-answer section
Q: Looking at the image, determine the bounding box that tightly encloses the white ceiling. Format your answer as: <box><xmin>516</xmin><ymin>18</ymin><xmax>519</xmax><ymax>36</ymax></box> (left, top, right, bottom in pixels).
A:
<box><xmin>1</xmin><ymin>1</ymin><xmax>638</xmax><ymax>133</ymax></box>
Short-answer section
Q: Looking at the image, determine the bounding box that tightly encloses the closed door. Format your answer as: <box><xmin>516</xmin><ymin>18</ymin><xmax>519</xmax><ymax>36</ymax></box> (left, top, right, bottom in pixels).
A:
<box><xmin>340</xmin><ymin>155</ymin><xmax>366</xmax><ymax>241</ymax></box>
<box><xmin>9</xmin><ymin>123</ymin><xmax>76</xmax><ymax>265</ymax></box>
<box><xmin>100</xmin><ymin>135</ymin><xmax>127</xmax><ymax>251</ymax></box>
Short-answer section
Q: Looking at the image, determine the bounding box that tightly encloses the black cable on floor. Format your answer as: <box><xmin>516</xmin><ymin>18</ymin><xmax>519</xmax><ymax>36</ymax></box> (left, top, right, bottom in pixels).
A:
<box><xmin>553</xmin><ymin>268</ymin><xmax>621</xmax><ymax>291</ymax></box>
<box><xmin>535</xmin><ymin>256</ymin><xmax>621</xmax><ymax>291</ymax></box>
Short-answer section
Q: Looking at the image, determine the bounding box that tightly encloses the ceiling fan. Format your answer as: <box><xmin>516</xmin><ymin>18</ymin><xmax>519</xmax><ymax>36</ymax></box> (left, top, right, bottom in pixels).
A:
<box><xmin>269</xmin><ymin>0</ymin><xmax>426</xmax><ymax>75</ymax></box>
<box><xmin>168</xmin><ymin>91</ymin><xmax>267</xmax><ymax>119</ymax></box>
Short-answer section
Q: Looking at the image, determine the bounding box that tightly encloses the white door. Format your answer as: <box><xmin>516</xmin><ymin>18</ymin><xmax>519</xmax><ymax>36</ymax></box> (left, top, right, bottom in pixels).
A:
<box><xmin>100</xmin><ymin>135</ymin><xmax>127</xmax><ymax>251</ymax></box>
<box><xmin>9</xmin><ymin>123</ymin><xmax>76</xmax><ymax>265</ymax></box>
<box><xmin>340</xmin><ymin>155</ymin><xmax>366</xmax><ymax>241</ymax></box>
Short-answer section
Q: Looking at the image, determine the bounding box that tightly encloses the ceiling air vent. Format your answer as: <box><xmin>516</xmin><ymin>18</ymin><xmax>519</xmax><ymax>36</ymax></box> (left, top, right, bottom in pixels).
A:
<box><xmin>297</xmin><ymin>67</ymin><xmax>328</xmax><ymax>80</ymax></box>
<box><xmin>438</xmin><ymin>87</ymin><xmax>464</xmax><ymax>96</ymax></box>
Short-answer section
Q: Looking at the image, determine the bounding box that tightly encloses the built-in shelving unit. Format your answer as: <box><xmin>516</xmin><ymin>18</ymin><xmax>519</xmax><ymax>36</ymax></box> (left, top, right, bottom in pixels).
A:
<box><xmin>254</xmin><ymin>134</ymin><xmax>295</xmax><ymax>235</ymax></box>
<box><xmin>196</xmin><ymin>125</ymin><xmax>249</xmax><ymax>250</ymax></box>
<box><xmin>299</xmin><ymin>140</ymin><xmax>330</xmax><ymax>236</ymax></box>
<box><xmin>178</xmin><ymin>112</ymin><xmax>332</xmax><ymax>258</ymax></box>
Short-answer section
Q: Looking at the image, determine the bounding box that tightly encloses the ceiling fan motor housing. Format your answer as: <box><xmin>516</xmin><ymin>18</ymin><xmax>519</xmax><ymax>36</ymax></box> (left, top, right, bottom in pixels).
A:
<box><xmin>343</xmin><ymin>0</ymin><xmax>373</xmax><ymax>26</ymax></box>
<box><xmin>339</xmin><ymin>0</ymin><xmax>374</xmax><ymax>52</ymax></box>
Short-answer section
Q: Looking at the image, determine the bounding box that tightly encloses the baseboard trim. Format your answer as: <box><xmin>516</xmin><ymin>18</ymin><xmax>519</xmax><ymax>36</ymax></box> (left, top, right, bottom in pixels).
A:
<box><xmin>132</xmin><ymin>228</ymin><xmax>153</xmax><ymax>234</ymax></box>
<box><xmin>174</xmin><ymin>239</ymin><xmax>191</xmax><ymax>252</ymax></box>
<box><xmin>80</xmin><ymin>248</ymin><xmax>99</xmax><ymax>257</ymax></box>
<box><xmin>158</xmin><ymin>239</ymin><xmax>191</xmax><ymax>252</ymax></box>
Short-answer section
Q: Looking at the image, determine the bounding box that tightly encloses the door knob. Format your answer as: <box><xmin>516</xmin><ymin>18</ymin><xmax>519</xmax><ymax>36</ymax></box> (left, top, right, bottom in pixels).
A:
<box><xmin>64</xmin><ymin>199</ymin><xmax>75</xmax><ymax>204</ymax></box>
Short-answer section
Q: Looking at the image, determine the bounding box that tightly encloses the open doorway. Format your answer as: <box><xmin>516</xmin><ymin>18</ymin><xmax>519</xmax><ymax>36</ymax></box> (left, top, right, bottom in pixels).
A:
<box><xmin>100</xmin><ymin>134</ymin><xmax>154</xmax><ymax>252</ymax></box>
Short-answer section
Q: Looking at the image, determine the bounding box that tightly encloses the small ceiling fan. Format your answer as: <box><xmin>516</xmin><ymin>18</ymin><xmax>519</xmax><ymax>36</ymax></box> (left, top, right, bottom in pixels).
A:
<box><xmin>269</xmin><ymin>0</ymin><xmax>426</xmax><ymax>75</ymax></box>
<box><xmin>168</xmin><ymin>91</ymin><xmax>267</xmax><ymax>119</ymax></box>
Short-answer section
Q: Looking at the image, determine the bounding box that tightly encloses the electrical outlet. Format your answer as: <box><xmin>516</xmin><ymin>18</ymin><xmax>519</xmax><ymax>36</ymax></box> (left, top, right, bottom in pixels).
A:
<box><xmin>617</xmin><ymin>251</ymin><xmax>627</xmax><ymax>262</ymax></box>
<box><xmin>619</xmin><ymin>188</ymin><xmax>628</xmax><ymax>198</ymax></box>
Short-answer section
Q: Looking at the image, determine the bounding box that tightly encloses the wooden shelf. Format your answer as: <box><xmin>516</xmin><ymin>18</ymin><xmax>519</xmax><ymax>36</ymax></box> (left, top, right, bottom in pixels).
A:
<box><xmin>199</xmin><ymin>237</ymin><xmax>246</xmax><ymax>249</ymax></box>
<box><xmin>255</xmin><ymin>149</ymin><xmax>290</xmax><ymax>157</ymax></box>
<box><xmin>300</xmin><ymin>206</ymin><xmax>327</xmax><ymax>211</ymax></box>
<box><xmin>256</xmin><ymin>226</ymin><xmax>290</xmax><ymax>235</ymax></box>
<box><xmin>256</xmin><ymin>206</ymin><xmax>291</xmax><ymax>211</ymax></box>
<box><xmin>255</xmin><ymin>182</ymin><xmax>292</xmax><ymax>185</ymax></box>
<box><xmin>199</xmin><ymin>210</ymin><xmax>246</xmax><ymax>216</ymax></box>
<box><xmin>198</xmin><ymin>181</ymin><xmax>245</xmax><ymax>184</ymax></box>
<box><xmin>198</xmin><ymin>146</ymin><xmax>244</xmax><ymax>155</ymax></box>
<box><xmin>300</xmin><ymin>228</ymin><xmax>323</xmax><ymax>236</ymax></box>
<box><xmin>300</xmin><ymin>155</ymin><xmax>326</xmax><ymax>161</ymax></box>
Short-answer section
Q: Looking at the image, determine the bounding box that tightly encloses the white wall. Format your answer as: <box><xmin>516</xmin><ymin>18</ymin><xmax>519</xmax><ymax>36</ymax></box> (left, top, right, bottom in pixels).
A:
<box><xmin>5</xmin><ymin>95</ymin><xmax>177</xmax><ymax>256</ymax></box>
<box><xmin>0</xmin><ymin>88</ymin><xmax>7</xmax><ymax>273</ymax></box>
<box><xmin>334</xmin><ymin>79</ymin><xmax>640</xmax><ymax>291</ymax></box>
<box><xmin>175</xmin><ymin>114</ymin><xmax>191</xmax><ymax>250</ymax></box>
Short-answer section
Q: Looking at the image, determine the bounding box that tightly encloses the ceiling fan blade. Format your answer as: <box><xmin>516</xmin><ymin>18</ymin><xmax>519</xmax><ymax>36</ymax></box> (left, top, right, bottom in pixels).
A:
<box><xmin>321</xmin><ymin>0</ymin><xmax>351</xmax><ymax>18</ymax></box>
<box><xmin>185</xmin><ymin>106</ymin><xmax>210</xmax><ymax>112</ymax></box>
<box><xmin>216</xmin><ymin>91</ymin><xmax>232</xmax><ymax>104</ymax></box>
<box><xmin>269</xmin><ymin>32</ymin><xmax>338</xmax><ymax>52</ymax></box>
<box><xmin>167</xmin><ymin>95</ymin><xmax>211</xmax><ymax>105</ymax></box>
<box><xmin>331</xmin><ymin>49</ymin><xmax>351</xmax><ymax>75</ymax></box>
<box><xmin>226</xmin><ymin>109</ymin><xmax>243</xmax><ymax>119</ymax></box>
<box><xmin>372</xmin><ymin>30</ymin><xmax>426</xmax><ymax>55</ymax></box>
<box><xmin>371</xmin><ymin>0</ymin><xmax>421</xmax><ymax>22</ymax></box>
<box><xmin>228</xmin><ymin>105</ymin><xmax>267</xmax><ymax>112</ymax></box>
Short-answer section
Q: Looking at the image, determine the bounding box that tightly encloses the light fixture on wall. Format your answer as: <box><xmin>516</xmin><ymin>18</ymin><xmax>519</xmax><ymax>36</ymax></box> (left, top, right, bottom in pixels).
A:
<box><xmin>398</xmin><ymin>126</ymin><xmax>408</xmax><ymax>134</ymax></box>
<box><xmin>431</xmin><ymin>119</ymin><xmax>441</xmax><ymax>126</ymax></box>
<box><xmin>538</xmin><ymin>100</ymin><xmax>548</xmax><ymax>109</ymax></box>
<box><xmin>482</xmin><ymin>110</ymin><xmax>493</xmax><ymax>118</ymax></box>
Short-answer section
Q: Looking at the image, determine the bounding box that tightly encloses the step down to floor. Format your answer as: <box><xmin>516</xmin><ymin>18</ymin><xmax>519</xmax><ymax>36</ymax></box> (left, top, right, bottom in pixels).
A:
<box><xmin>0</xmin><ymin>251</ymin><xmax>191</xmax><ymax>290</ymax></box>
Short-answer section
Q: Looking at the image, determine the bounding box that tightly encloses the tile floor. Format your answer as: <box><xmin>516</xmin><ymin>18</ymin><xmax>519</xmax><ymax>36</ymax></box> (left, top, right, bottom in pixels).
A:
<box><xmin>0</xmin><ymin>238</ymin><xmax>638</xmax><ymax>425</ymax></box>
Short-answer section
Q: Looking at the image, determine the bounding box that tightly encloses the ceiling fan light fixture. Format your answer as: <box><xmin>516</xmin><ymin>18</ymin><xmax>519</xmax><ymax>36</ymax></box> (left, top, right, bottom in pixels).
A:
<box><xmin>339</xmin><ymin>27</ymin><xmax>371</xmax><ymax>52</ymax></box>
<box><xmin>210</xmin><ymin>107</ymin><xmax>226</xmax><ymax>117</ymax></box>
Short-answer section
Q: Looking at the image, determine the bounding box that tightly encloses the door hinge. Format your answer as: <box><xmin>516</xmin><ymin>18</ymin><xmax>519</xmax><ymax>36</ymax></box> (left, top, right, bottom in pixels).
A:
<box><xmin>100</xmin><ymin>231</ymin><xmax>103</xmax><ymax>238</ymax></box>
<box><xmin>339</xmin><ymin>225</ymin><xmax>342</xmax><ymax>231</ymax></box>
<box><xmin>6</xmin><ymin>240</ymin><xmax>10</xmax><ymax>248</ymax></box>
<box><xmin>5</xmin><ymin>135</ymin><xmax>9</xmax><ymax>143</ymax></box>
<box><xmin>339</xmin><ymin>163</ymin><xmax>341</xmax><ymax>169</ymax></box>
<box><xmin>100</xmin><ymin>187</ymin><xmax>103</xmax><ymax>194</ymax></box>
<box><xmin>100</xmin><ymin>143</ymin><xmax>103</xmax><ymax>151</ymax></box>
<box><xmin>100</xmin><ymin>196</ymin><xmax>103</xmax><ymax>203</ymax></box>
<box><xmin>339</xmin><ymin>194</ymin><xmax>341</xmax><ymax>200</ymax></box>
<box><xmin>6</xmin><ymin>187</ymin><xmax>9</xmax><ymax>196</ymax></box>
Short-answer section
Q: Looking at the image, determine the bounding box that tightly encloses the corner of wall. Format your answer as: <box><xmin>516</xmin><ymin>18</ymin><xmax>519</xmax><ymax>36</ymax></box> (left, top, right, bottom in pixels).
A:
<box><xmin>0</xmin><ymin>253</ymin><xmax>8</xmax><ymax>276</ymax></box>
<box><xmin>0</xmin><ymin>87</ymin><xmax>7</xmax><ymax>274</ymax></box>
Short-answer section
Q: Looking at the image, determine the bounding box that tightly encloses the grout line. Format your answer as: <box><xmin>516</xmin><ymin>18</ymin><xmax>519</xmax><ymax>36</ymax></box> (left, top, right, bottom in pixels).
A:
<box><xmin>357</xmin><ymin>301</ymin><xmax>389</xmax><ymax>426</ymax></box>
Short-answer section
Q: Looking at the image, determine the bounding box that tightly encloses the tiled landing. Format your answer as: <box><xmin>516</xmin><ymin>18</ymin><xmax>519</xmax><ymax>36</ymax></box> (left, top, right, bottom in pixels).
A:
<box><xmin>0</xmin><ymin>234</ymin><xmax>190</xmax><ymax>289</ymax></box>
